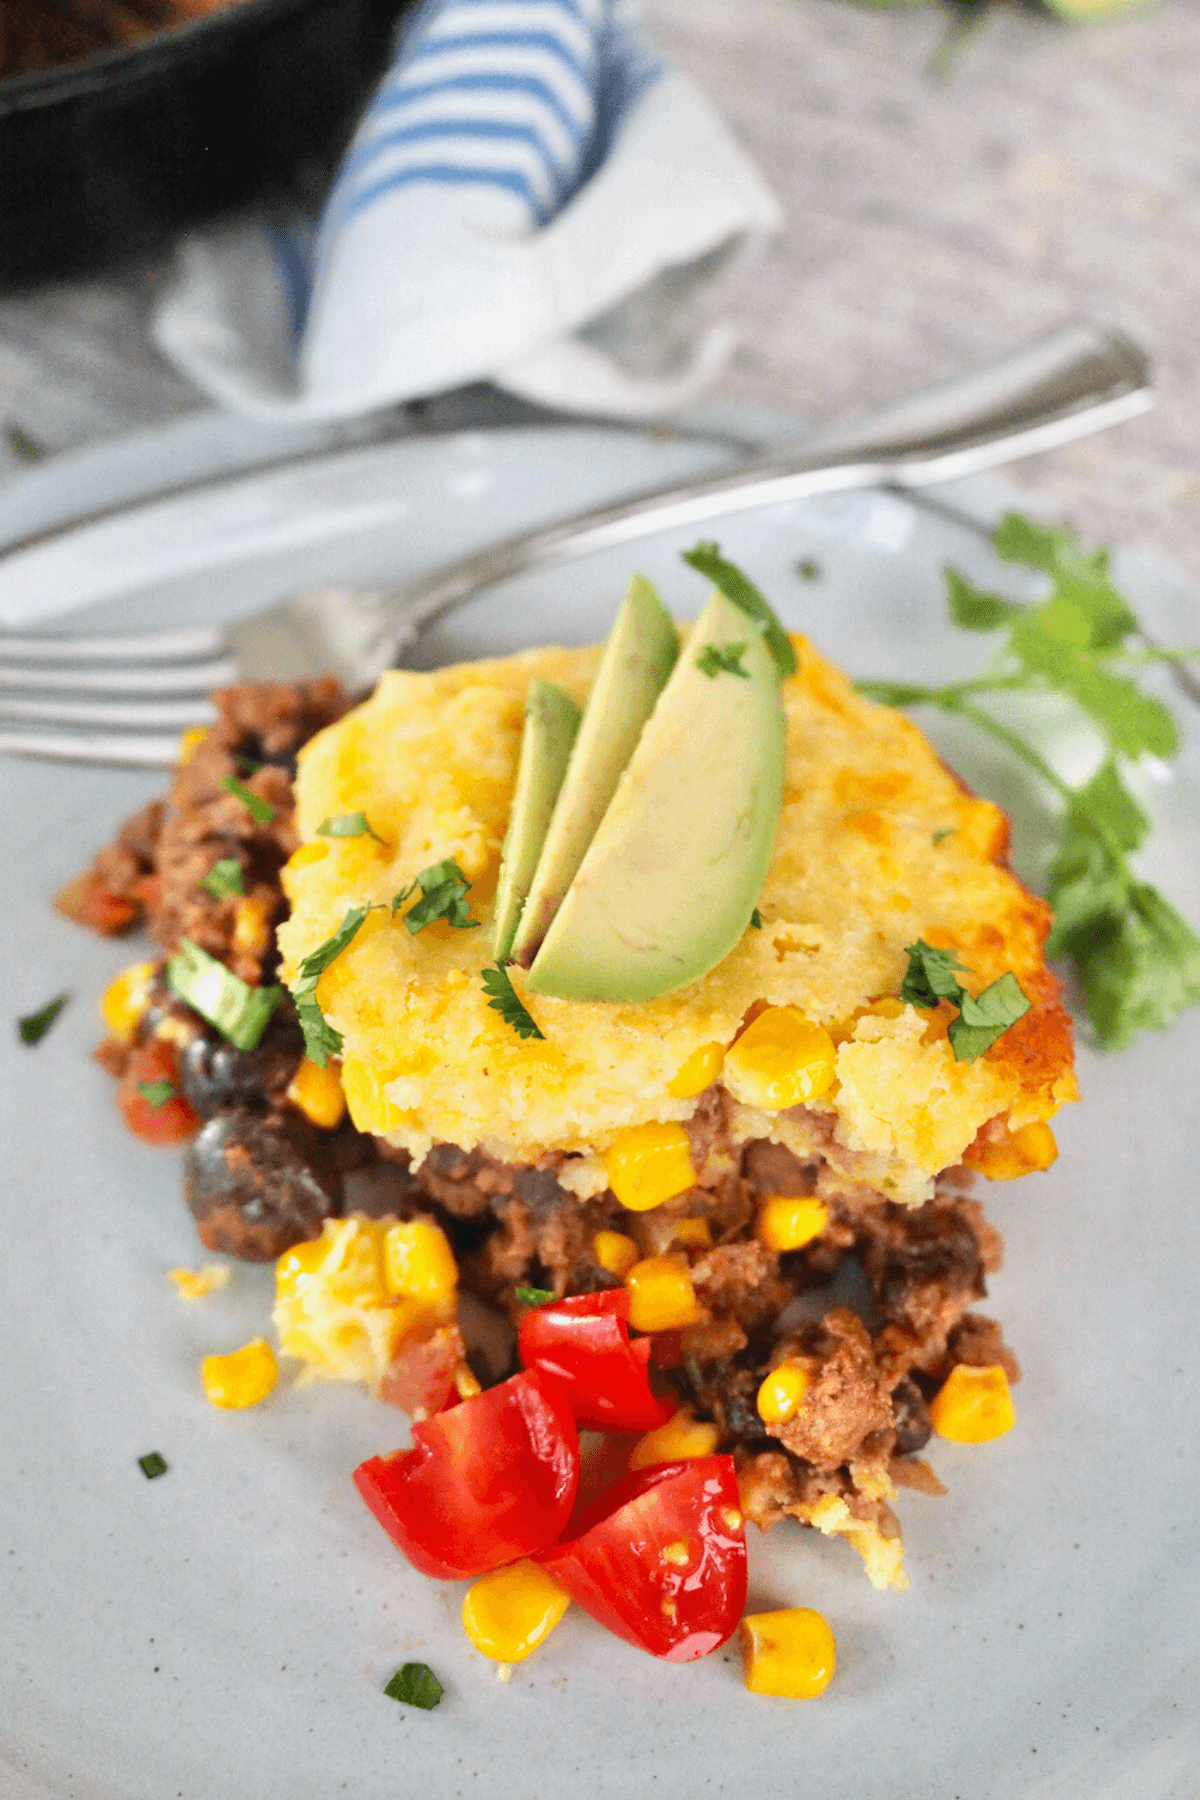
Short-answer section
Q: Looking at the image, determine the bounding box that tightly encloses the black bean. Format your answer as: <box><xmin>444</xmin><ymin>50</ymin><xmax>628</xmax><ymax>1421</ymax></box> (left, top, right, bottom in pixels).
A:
<box><xmin>891</xmin><ymin>1376</ymin><xmax>933</xmax><ymax>1455</ymax></box>
<box><xmin>183</xmin><ymin>1107</ymin><xmax>341</xmax><ymax>1261</ymax></box>
<box><xmin>178</xmin><ymin>1007</ymin><xmax>304</xmax><ymax>1117</ymax></box>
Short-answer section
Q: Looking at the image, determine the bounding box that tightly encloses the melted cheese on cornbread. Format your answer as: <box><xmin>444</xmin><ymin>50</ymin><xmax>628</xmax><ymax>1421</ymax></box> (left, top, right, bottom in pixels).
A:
<box><xmin>277</xmin><ymin>636</ymin><xmax>1076</xmax><ymax>1205</ymax></box>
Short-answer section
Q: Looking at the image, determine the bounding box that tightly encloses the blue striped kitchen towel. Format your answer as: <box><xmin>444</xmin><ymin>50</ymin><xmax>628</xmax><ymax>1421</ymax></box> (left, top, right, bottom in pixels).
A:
<box><xmin>154</xmin><ymin>0</ymin><xmax>781</xmax><ymax>421</ymax></box>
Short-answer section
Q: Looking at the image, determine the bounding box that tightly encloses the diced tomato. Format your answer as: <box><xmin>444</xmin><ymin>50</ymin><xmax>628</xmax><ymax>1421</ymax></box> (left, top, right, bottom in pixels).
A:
<box><xmin>538</xmin><ymin>1456</ymin><xmax>747</xmax><ymax>1662</ymax></box>
<box><xmin>353</xmin><ymin>1368</ymin><xmax>579</xmax><ymax>1580</ymax></box>
<box><xmin>518</xmin><ymin>1290</ymin><xmax>676</xmax><ymax>1433</ymax></box>
<box><xmin>116</xmin><ymin>1040</ymin><xmax>201</xmax><ymax>1145</ymax></box>
<box><xmin>378</xmin><ymin>1325</ymin><xmax>466</xmax><ymax>1416</ymax></box>
<box><xmin>54</xmin><ymin>873</ymin><xmax>140</xmax><ymax>937</ymax></box>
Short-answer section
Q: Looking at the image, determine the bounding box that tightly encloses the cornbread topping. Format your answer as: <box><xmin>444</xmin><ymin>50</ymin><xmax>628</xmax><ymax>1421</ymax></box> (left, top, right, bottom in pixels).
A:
<box><xmin>277</xmin><ymin>634</ymin><xmax>1075</xmax><ymax>1207</ymax></box>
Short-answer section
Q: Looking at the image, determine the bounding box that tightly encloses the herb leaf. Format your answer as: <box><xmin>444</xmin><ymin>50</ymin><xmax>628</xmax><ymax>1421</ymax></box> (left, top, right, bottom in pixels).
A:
<box><xmin>750</xmin><ymin>908</ymin><xmax>763</xmax><ymax>929</ymax></box>
<box><xmin>317</xmin><ymin>812</ymin><xmax>384</xmax><ymax>843</ymax></box>
<box><xmin>858</xmin><ymin>512</ymin><xmax>1200</xmax><ymax>1050</ymax></box>
<box><xmin>220</xmin><ymin>774</ymin><xmax>275</xmax><ymax>825</ymax></box>
<box><xmin>945</xmin><ymin>567</ymin><xmax>1022</xmax><ymax>632</ymax></box>
<box><xmin>696</xmin><ymin>642</ymin><xmax>750</xmax><ymax>680</ymax></box>
<box><xmin>515</xmin><ymin>1286</ymin><xmax>556</xmax><ymax>1306</ymax></box>
<box><xmin>138</xmin><ymin>1452</ymin><xmax>168</xmax><ymax>1480</ymax></box>
<box><xmin>18</xmin><ymin>991</ymin><xmax>69</xmax><ymax>1045</ymax></box>
<box><xmin>384</xmin><ymin>1663</ymin><xmax>443</xmax><ymax>1709</ymax></box>
<box><xmin>288</xmin><ymin>904</ymin><xmax>376</xmax><ymax>1066</ymax></box>
<box><xmin>200</xmin><ymin>857</ymin><xmax>245</xmax><ymax>900</ymax></box>
<box><xmin>898</xmin><ymin>943</ymin><xmax>1028</xmax><ymax>1063</ymax></box>
<box><xmin>167</xmin><ymin>939</ymin><xmax>283</xmax><ymax>1052</ymax></box>
<box><xmin>948</xmin><ymin>972</ymin><xmax>1031</xmax><ymax>1064</ymax></box>
<box><xmin>899</xmin><ymin>941</ymin><xmax>969</xmax><ymax>1009</ymax></box>
<box><xmin>682</xmin><ymin>542</ymin><xmax>798</xmax><ymax>678</ymax></box>
<box><xmin>138</xmin><ymin>1079</ymin><xmax>178</xmax><ymax>1108</ymax></box>
<box><xmin>481</xmin><ymin>965</ymin><xmax>546</xmax><ymax>1041</ymax></box>
<box><xmin>397</xmin><ymin>860</ymin><xmax>480</xmax><ymax>935</ymax></box>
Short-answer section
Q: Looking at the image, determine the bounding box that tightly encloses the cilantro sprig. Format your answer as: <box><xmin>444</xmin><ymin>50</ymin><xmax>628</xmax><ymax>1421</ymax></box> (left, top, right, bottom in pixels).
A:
<box><xmin>288</xmin><ymin>904</ymin><xmax>376</xmax><ymax>1066</ymax></box>
<box><xmin>481</xmin><ymin>964</ymin><xmax>545</xmax><ymax>1041</ymax></box>
<box><xmin>858</xmin><ymin>513</ymin><xmax>1200</xmax><ymax>1050</ymax></box>
<box><xmin>394</xmin><ymin>860</ymin><xmax>480</xmax><ymax>935</ymax></box>
<box><xmin>899</xmin><ymin>942</ymin><xmax>1030</xmax><ymax>1063</ymax></box>
<box><xmin>317</xmin><ymin>812</ymin><xmax>385</xmax><ymax>843</ymax></box>
<box><xmin>696</xmin><ymin>642</ymin><xmax>750</xmax><ymax>681</ymax></box>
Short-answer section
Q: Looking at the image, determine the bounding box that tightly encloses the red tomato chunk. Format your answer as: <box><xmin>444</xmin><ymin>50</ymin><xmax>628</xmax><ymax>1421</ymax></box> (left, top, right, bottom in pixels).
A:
<box><xmin>538</xmin><ymin>1456</ymin><xmax>747</xmax><ymax>1662</ymax></box>
<box><xmin>518</xmin><ymin>1290</ymin><xmax>676</xmax><ymax>1434</ymax></box>
<box><xmin>353</xmin><ymin>1369</ymin><xmax>580</xmax><ymax>1580</ymax></box>
<box><xmin>117</xmin><ymin>1040</ymin><xmax>200</xmax><ymax>1146</ymax></box>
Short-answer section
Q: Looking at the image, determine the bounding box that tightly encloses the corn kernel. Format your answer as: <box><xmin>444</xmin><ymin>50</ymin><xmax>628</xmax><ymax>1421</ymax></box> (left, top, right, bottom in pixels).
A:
<box><xmin>383</xmin><ymin>1219</ymin><xmax>458</xmax><ymax>1306</ymax></box>
<box><xmin>756</xmin><ymin>1360</ymin><xmax>811</xmax><ymax>1425</ymax></box>
<box><xmin>722</xmin><ymin>1507</ymin><xmax>743</xmax><ymax>1532</ymax></box>
<box><xmin>201</xmin><ymin>1338</ymin><xmax>278</xmax><ymax>1410</ymax></box>
<box><xmin>929</xmin><ymin>1363</ymin><xmax>1015</xmax><ymax>1443</ymax></box>
<box><xmin>723</xmin><ymin>1007</ymin><xmax>836</xmax><ymax>1111</ymax></box>
<box><xmin>630</xmin><ymin>1407</ymin><xmax>721</xmax><ymax>1470</ymax></box>
<box><xmin>286</xmin><ymin>1056</ymin><xmax>347</xmax><ymax>1130</ymax></box>
<box><xmin>740</xmin><ymin>1607</ymin><xmax>836</xmax><ymax>1698</ymax></box>
<box><xmin>667</xmin><ymin>1041</ymin><xmax>725</xmax><ymax>1099</ymax></box>
<box><xmin>964</xmin><ymin>1120</ymin><xmax>1058</xmax><ymax>1181</ymax></box>
<box><xmin>755</xmin><ymin>1196</ymin><xmax>829</xmax><ymax>1253</ymax></box>
<box><xmin>168</xmin><ymin>1264</ymin><xmax>230</xmax><ymax>1302</ymax></box>
<box><xmin>177</xmin><ymin>726</ymin><xmax>209</xmax><ymax>765</ymax></box>
<box><xmin>604</xmin><ymin>1122</ymin><xmax>696</xmax><ymax>1212</ymax></box>
<box><xmin>101</xmin><ymin>960</ymin><xmax>157</xmax><ymax>1044</ymax></box>
<box><xmin>461</xmin><ymin>1561</ymin><xmax>570</xmax><ymax>1663</ymax></box>
<box><xmin>286</xmin><ymin>842</ymin><xmax>330</xmax><ymax>871</ymax></box>
<box><xmin>339</xmin><ymin>1055</ymin><xmax>406</xmax><ymax>1135</ymax></box>
<box><xmin>593</xmin><ymin>1230</ymin><xmax>640</xmax><ymax>1278</ymax></box>
<box><xmin>661</xmin><ymin>1539</ymin><xmax>691</xmax><ymax>1566</ymax></box>
<box><xmin>671</xmin><ymin>1217</ymin><xmax>713</xmax><ymax>1249</ymax></box>
<box><xmin>231</xmin><ymin>895</ymin><xmax>273</xmax><ymax>959</ymax></box>
<box><xmin>625</xmin><ymin>1254</ymin><xmax>706</xmax><ymax>1333</ymax></box>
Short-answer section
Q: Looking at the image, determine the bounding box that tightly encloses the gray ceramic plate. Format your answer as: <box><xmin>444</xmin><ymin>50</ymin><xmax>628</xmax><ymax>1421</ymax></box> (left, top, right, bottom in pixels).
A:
<box><xmin>2</xmin><ymin>424</ymin><xmax>1198</xmax><ymax>1800</ymax></box>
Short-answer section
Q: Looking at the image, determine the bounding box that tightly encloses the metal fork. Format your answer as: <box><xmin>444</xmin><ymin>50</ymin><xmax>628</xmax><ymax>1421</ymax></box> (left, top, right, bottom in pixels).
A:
<box><xmin>0</xmin><ymin>320</ymin><xmax>1153</xmax><ymax>767</ymax></box>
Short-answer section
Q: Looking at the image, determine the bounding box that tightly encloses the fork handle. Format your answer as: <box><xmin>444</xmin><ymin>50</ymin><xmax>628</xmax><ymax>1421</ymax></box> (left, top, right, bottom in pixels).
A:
<box><xmin>390</xmin><ymin>321</ymin><xmax>1151</xmax><ymax>642</ymax></box>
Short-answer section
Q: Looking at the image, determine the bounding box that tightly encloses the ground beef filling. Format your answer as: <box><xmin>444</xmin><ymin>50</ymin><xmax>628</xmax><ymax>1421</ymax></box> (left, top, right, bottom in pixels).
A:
<box><xmin>68</xmin><ymin>676</ymin><xmax>1022</xmax><ymax>1549</ymax></box>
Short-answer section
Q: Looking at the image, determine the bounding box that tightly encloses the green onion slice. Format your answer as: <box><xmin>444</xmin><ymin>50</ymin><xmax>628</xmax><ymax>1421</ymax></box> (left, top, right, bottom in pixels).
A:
<box><xmin>167</xmin><ymin>939</ymin><xmax>282</xmax><ymax>1051</ymax></box>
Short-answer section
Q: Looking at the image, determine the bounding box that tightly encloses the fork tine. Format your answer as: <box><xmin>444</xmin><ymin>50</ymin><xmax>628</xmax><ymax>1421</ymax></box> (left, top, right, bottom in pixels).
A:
<box><xmin>0</xmin><ymin>627</ymin><xmax>227</xmax><ymax>665</ymax></box>
<box><xmin>0</xmin><ymin>696</ymin><xmax>218</xmax><ymax>730</ymax></box>
<box><xmin>0</xmin><ymin>658</ymin><xmax>237</xmax><ymax>696</ymax></box>
<box><xmin>0</xmin><ymin>729</ymin><xmax>183</xmax><ymax>767</ymax></box>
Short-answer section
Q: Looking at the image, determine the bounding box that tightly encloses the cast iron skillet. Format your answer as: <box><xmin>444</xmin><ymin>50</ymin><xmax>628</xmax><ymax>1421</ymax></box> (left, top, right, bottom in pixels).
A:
<box><xmin>0</xmin><ymin>0</ymin><xmax>416</xmax><ymax>288</ymax></box>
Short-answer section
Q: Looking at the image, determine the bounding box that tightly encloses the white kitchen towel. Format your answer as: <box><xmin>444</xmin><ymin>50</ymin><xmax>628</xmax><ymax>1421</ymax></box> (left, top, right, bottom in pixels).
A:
<box><xmin>153</xmin><ymin>0</ymin><xmax>781</xmax><ymax>421</ymax></box>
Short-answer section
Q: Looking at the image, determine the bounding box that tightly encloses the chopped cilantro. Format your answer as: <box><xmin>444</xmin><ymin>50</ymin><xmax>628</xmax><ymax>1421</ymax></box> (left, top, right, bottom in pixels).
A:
<box><xmin>682</xmin><ymin>542</ymin><xmax>798</xmax><ymax>678</ymax></box>
<box><xmin>200</xmin><ymin>857</ymin><xmax>245</xmax><ymax>900</ymax></box>
<box><xmin>167</xmin><ymin>939</ymin><xmax>283</xmax><ymax>1052</ymax></box>
<box><xmin>137</xmin><ymin>1080</ymin><xmax>177</xmax><ymax>1108</ymax></box>
<box><xmin>696</xmin><ymin>641</ymin><xmax>751</xmax><ymax>680</ymax></box>
<box><xmin>857</xmin><ymin>512</ymin><xmax>1200</xmax><ymax>1049</ymax></box>
<box><xmin>750</xmin><ymin>908</ymin><xmax>763</xmax><ymax>929</ymax></box>
<box><xmin>481</xmin><ymin>964</ymin><xmax>545</xmax><ymax>1042</ymax></box>
<box><xmin>288</xmin><ymin>904</ymin><xmax>379</xmax><ymax>1066</ymax></box>
<box><xmin>138</xmin><ymin>1452</ymin><xmax>168</xmax><ymax>1479</ymax></box>
<box><xmin>18</xmin><ymin>992</ymin><xmax>69</xmax><ymax>1045</ymax></box>
<box><xmin>395</xmin><ymin>860</ymin><xmax>480</xmax><ymax>934</ymax></box>
<box><xmin>384</xmin><ymin>1663</ymin><xmax>443</xmax><ymax>1709</ymax></box>
<box><xmin>220</xmin><ymin>774</ymin><xmax>275</xmax><ymax>824</ymax></box>
<box><xmin>932</xmin><ymin>828</ymin><xmax>955</xmax><ymax>845</ymax></box>
<box><xmin>899</xmin><ymin>942</ymin><xmax>1030</xmax><ymax>1064</ymax></box>
<box><xmin>514</xmin><ymin>1286</ymin><xmax>556</xmax><ymax>1306</ymax></box>
<box><xmin>5</xmin><ymin>421</ymin><xmax>45</xmax><ymax>463</ymax></box>
<box><xmin>233</xmin><ymin>754</ymin><xmax>265</xmax><ymax>775</ymax></box>
<box><xmin>317</xmin><ymin>812</ymin><xmax>384</xmax><ymax>843</ymax></box>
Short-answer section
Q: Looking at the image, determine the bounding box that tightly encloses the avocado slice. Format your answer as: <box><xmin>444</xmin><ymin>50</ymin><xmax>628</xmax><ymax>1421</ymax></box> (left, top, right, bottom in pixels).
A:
<box><xmin>525</xmin><ymin>591</ymin><xmax>786</xmax><ymax>1003</ymax></box>
<box><xmin>509</xmin><ymin>574</ymin><xmax>678</xmax><ymax>967</ymax></box>
<box><xmin>492</xmin><ymin>680</ymin><xmax>581</xmax><ymax>963</ymax></box>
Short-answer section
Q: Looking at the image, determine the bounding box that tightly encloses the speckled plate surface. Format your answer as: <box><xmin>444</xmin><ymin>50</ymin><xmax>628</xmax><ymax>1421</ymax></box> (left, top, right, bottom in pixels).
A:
<box><xmin>2</xmin><ymin>423</ymin><xmax>1198</xmax><ymax>1800</ymax></box>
